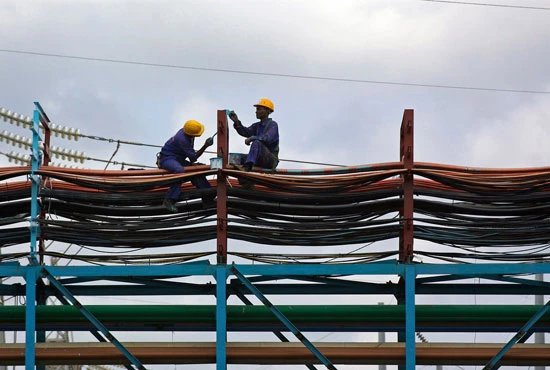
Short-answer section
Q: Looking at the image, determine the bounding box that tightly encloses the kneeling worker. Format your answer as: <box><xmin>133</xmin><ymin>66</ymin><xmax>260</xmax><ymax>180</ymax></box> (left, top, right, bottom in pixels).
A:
<box><xmin>159</xmin><ymin>119</ymin><xmax>215</xmax><ymax>212</ymax></box>
<box><xmin>228</xmin><ymin>98</ymin><xmax>279</xmax><ymax>171</ymax></box>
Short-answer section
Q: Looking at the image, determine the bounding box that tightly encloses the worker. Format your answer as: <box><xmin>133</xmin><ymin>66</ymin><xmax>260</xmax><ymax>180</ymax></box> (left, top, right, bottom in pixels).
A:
<box><xmin>158</xmin><ymin>120</ymin><xmax>215</xmax><ymax>212</ymax></box>
<box><xmin>228</xmin><ymin>98</ymin><xmax>279</xmax><ymax>172</ymax></box>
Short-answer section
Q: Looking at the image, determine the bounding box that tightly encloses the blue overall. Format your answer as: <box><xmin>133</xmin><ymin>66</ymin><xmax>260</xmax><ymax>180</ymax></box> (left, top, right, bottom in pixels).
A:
<box><xmin>234</xmin><ymin>118</ymin><xmax>279</xmax><ymax>169</ymax></box>
<box><xmin>159</xmin><ymin>129</ymin><xmax>210</xmax><ymax>201</ymax></box>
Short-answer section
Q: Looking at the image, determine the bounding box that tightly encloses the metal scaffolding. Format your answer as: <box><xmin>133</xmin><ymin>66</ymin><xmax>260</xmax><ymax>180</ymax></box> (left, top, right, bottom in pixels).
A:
<box><xmin>0</xmin><ymin>104</ymin><xmax>549</xmax><ymax>369</ymax></box>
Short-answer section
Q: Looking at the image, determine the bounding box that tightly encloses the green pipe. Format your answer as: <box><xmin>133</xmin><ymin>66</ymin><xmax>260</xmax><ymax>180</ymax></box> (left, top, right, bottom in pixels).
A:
<box><xmin>0</xmin><ymin>305</ymin><xmax>548</xmax><ymax>324</ymax></box>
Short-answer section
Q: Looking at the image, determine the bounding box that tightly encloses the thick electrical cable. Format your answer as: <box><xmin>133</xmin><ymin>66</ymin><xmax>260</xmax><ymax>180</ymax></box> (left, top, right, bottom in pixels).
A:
<box><xmin>3</xmin><ymin>162</ymin><xmax>550</xmax><ymax>265</ymax></box>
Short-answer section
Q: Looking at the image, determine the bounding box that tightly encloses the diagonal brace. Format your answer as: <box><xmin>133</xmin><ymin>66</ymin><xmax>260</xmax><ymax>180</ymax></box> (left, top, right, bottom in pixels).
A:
<box><xmin>41</xmin><ymin>266</ymin><xmax>147</xmax><ymax>370</ymax></box>
<box><xmin>235</xmin><ymin>290</ymin><xmax>319</xmax><ymax>370</ymax></box>
<box><xmin>230</xmin><ymin>265</ymin><xmax>337</xmax><ymax>370</ymax></box>
<box><xmin>483</xmin><ymin>298</ymin><xmax>550</xmax><ymax>370</ymax></box>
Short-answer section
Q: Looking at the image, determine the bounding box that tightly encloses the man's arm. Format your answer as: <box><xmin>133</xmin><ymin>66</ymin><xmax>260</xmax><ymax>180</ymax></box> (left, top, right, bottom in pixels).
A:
<box><xmin>194</xmin><ymin>136</ymin><xmax>214</xmax><ymax>160</ymax></box>
<box><xmin>229</xmin><ymin>111</ymin><xmax>252</xmax><ymax>138</ymax></box>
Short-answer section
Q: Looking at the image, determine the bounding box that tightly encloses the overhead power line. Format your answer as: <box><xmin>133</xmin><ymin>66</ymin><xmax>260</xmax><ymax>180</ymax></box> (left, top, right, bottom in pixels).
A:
<box><xmin>420</xmin><ymin>0</ymin><xmax>550</xmax><ymax>10</ymax></box>
<box><xmin>1</xmin><ymin>49</ymin><xmax>549</xmax><ymax>95</ymax></box>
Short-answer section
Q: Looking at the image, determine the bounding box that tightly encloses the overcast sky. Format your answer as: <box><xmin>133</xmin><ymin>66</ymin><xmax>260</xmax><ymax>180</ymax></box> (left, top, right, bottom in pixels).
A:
<box><xmin>1</xmin><ymin>1</ymin><xmax>550</xmax><ymax>369</ymax></box>
<box><xmin>2</xmin><ymin>0</ymin><xmax>549</xmax><ymax>171</ymax></box>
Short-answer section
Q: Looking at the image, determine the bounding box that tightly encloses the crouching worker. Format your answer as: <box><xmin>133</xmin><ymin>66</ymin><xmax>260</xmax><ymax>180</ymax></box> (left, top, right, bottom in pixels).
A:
<box><xmin>159</xmin><ymin>119</ymin><xmax>215</xmax><ymax>212</ymax></box>
<box><xmin>228</xmin><ymin>98</ymin><xmax>279</xmax><ymax>172</ymax></box>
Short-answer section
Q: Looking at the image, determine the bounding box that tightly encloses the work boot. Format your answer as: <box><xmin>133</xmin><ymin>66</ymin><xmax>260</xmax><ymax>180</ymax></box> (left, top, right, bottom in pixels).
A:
<box><xmin>162</xmin><ymin>198</ymin><xmax>178</xmax><ymax>213</ymax></box>
<box><xmin>232</xmin><ymin>163</ymin><xmax>253</xmax><ymax>172</ymax></box>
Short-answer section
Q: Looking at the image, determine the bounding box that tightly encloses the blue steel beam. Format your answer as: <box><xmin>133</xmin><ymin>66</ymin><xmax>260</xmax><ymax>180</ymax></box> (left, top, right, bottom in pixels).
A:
<box><xmin>418</xmin><ymin>274</ymin><xmax>549</xmax><ymax>288</ymax></box>
<box><xmin>405</xmin><ymin>264</ymin><xmax>416</xmax><ymax>370</ymax></box>
<box><xmin>216</xmin><ymin>265</ymin><xmax>227</xmax><ymax>370</ymax></box>
<box><xmin>40</xmin><ymin>266</ymin><xmax>147</xmax><ymax>370</ymax></box>
<box><xmin>231</xmin><ymin>265</ymin><xmax>337</xmax><ymax>370</ymax></box>
<box><xmin>4</xmin><ymin>281</ymin><xmax>550</xmax><ymax>298</ymax></box>
<box><xmin>2</xmin><ymin>261</ymin><xmax>550</xmax><ymax>279</ymax></box>
<box><xmin>25</xmin><ymin>267</ymin><xmax>37</xmax><ymax>370</ymax></box>
<box><xmin>26</xmin><ymin>102</ymin><xmax>43</xmax><ymax>370</ymax></box>
<box><xmin>29</xmin><ymin>105</ymin><xmax>42</xmax><ymax>261</ymax></box>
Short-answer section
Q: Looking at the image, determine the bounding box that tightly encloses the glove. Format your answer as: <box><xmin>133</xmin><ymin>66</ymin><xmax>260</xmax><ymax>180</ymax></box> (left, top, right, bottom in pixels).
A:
<box><xmin>205</xmin><ymin>137</ymin><xmax>214</xmax><ymax>147</ymax></box>
<box><xmin>245</xmin><ymin>138</ymin><xmax>252</xmax><ymax>146</ymax></box>
<box><xmin>228</xmin><ymin>110</ymin><xmax>239</xmax><ymax>123</ymax></box>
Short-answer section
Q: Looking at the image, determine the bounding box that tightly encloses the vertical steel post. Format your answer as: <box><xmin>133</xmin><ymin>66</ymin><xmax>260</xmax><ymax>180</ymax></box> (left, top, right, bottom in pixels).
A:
<box><xmin>398</xmin><ymin>110</ymin><xmax>415</xmax><ymax>370</ymax></box>
<box><xmin>535</xmin><ymin>273</ymin><xmax>545</xmax><ymax>370</ymax></box>
<box><xmin>405</xmin><ymin>264</ymin><xmax>416</xmax><ymax>370</ymax></box>
<box><xmin>216</xmin><ymin>110</ymin><xmax>228</xmax><ymax>264</ymax></box>
<box><xmin>29</xmin><ymin>107</ymin><xmax>42</xmax><ymax>262</ymax></box>
<box><xmin>378</xmin><ymin>301</ymin><xmax>387</xmax><ymax>370</ymax></box>
<box><xmin>399</xmin><ymin>109</ymin><xmax>414</xmax><ymax>262</ymax></box>
<box><xmin>25</xmin><ymin>267</ymin><xmax>37</xmax><ymax>370</ymax></box>
<box><xmin>216</xmin><ymin>265</ymin><xmax>227</xmax><ymax>370</ymax></box>
<box><xmin>37</xmin><ymin>105</ymin><xmax>51</xmax><ymax>265</ymax></box>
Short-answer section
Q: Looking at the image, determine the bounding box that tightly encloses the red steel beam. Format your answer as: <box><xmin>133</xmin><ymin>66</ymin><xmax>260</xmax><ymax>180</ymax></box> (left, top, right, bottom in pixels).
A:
<box><xmin>399</xmin><ymin>109</ymin><xmax>414</xmax><ymax>262</ymax></box>
<box><xmin>216</xmin><ymin>110</ymin><xmax>228</xmax><ymax>264</ymax></box>
<box><xmin>1</xmin><ymin>343</ymin><xmax>549</xmax><ymax>366</ymax></box>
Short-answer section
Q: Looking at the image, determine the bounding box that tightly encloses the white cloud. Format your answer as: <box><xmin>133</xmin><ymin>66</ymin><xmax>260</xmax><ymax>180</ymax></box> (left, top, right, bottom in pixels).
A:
<box><xmin>1</xmin><ymin>2</ymin><xmax>550</xmax><ymax>367</ymax></box>
<box><xmin>466</xmin><ymin>94</ymin><xmax>550</xmax><ymax>167</ymax></box>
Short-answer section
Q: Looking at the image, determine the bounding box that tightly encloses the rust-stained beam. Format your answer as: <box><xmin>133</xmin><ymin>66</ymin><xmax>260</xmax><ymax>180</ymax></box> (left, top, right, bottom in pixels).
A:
<box><xmin>216</xmin><ymin>109</ymin><xmax>228</xmax><ymax>264</ymax></box>
<box><xmin>1</xmin><ymin>342</ymin><xmax>549</xmax><ymax>366</ymax></box>
<box><xmin>399</xmin><ymin>109</ymin><xmax>414</xmax><ymax>262</ymax></box>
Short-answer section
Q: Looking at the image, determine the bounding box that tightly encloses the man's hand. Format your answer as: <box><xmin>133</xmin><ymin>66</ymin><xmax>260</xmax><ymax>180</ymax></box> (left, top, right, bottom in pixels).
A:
<box><xmin>205</xmin><ymin>137</ymin><xmax>214</xmax><ymax>147</ymax></box>
<box><xmin>245</xmin><ymin>138</ymin><xmax>252</xmax><ymax>146</ymax></box>
<box><xmin>228</xmin><ymin>110</ymin><xmax>239</xmax><ymax>123</ymax></box>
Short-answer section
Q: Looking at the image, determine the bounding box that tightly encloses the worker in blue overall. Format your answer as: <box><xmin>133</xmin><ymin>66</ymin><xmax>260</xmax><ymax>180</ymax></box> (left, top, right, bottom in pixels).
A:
<box><xmin>158</xmin><ymin>120</ymin><xmax>214</xmax><ymax>212</ymax></box>
<box><xmin>228</xmin><ymin>98</ymin><xmax>279</xmax><ymax>173</ymax></box>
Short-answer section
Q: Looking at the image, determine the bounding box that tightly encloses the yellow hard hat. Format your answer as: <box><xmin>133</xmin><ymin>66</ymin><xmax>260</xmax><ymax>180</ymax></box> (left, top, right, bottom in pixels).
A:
<box><xmin>183</xmin><ymin>120</ymin><xmax>205</xmax><ymax>137</ymax></box>
<box><xmin>253</xmin><ymin>98</ymin><xmax>274</xmax><ymax>112</ymax></box>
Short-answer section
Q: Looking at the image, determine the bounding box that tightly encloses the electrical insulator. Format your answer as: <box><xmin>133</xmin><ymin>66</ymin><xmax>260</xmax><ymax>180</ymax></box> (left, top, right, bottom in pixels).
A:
<box><xmin>52</xmin><ymin>124</ymin><xmax>60</xmax><ymax>137</ymax></box>
<box><xmin>9</xmin><ymin>111</ymin><xmax>16</xmax><ymax>124</ymax></box>
<box><xmin>19</xmin><ymin>153</ymin><xmax>29</xmax><ymax>165</ymax></box>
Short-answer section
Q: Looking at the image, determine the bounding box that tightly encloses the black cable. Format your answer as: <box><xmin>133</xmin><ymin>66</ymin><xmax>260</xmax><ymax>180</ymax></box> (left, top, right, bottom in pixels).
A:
<box><xmin>1</xmin><ymin>49</ymin><xmax>549</xmax><ymax>94</ymax></box>
<box><xmin>420</xmin><ymin>0</ymin><xmax>550</xmax><ymax>10</ymax></box>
